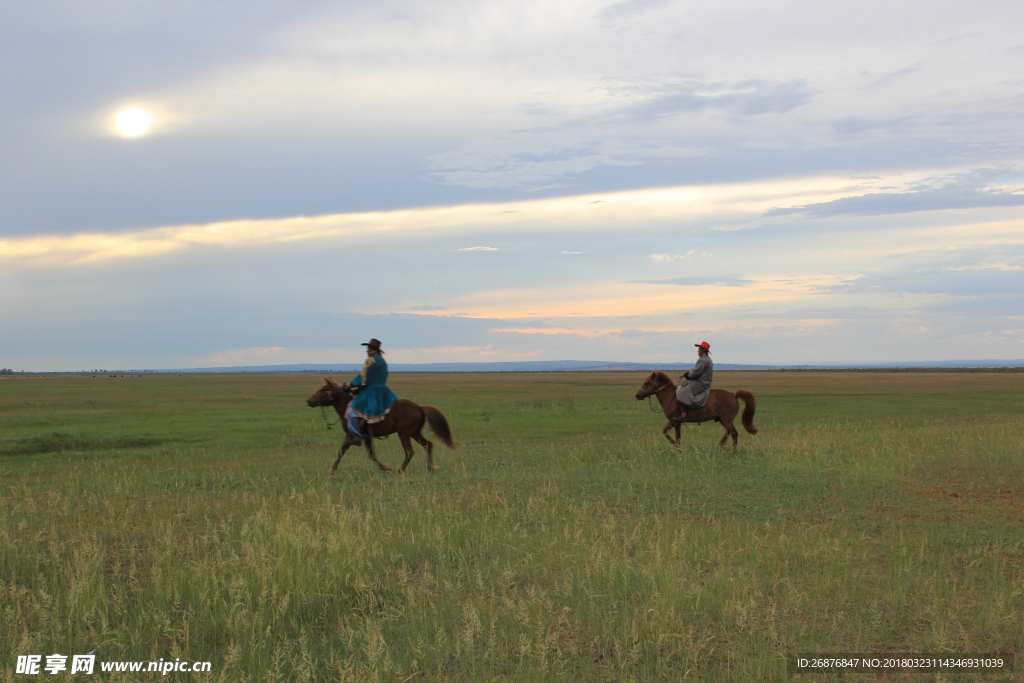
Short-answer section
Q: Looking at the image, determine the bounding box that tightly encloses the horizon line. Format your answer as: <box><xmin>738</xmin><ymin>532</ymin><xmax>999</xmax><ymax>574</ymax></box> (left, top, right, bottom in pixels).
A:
<box><xmin>6</xmin><ymin>359</ymin><xmax>1024</xmax><ymax>374</ymax></box>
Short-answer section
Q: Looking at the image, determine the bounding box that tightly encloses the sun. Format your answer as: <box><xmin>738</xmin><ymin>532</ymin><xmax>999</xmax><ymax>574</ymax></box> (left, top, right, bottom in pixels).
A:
<box><xmin>114</xmin><ymin>108</ymin><xmax>153</xmax><ymax>137</ymax></box>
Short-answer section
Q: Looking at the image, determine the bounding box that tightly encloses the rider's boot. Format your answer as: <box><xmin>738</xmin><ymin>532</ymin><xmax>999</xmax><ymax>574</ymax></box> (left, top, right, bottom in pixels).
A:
<box><xmin>342</xmin><ymin>432</ymin><xmax>363</xmax><ymax>448</ymax></box>
<box><xmin>671</xmin><ymin>407</ymin><xmax>690</xmax><ymax>423</ymax></box>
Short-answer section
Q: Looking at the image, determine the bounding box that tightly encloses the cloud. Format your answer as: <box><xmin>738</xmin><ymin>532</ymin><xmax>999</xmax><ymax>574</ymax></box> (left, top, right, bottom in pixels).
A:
<box><xmin>650</xmin><ymin>252</ymin><xmax>693</xmax><ymax>262</ymax></box>
<box><xmin>0</xmin><ymin>174</ymin><xmax>896</xmax><ymax>266</ymax></box>
<box><xmin>831</xmin><ymin>115</ymin><xmax>916</xmax><ymax>136</ymax></box>
<box><xmin>598</xmin><ymin>0</ymin><xmax>672</xmax><ymax>20</ymax></box>
<box><xmin>772</xmin><ymin>305</ymin><xmax>911</xmax><ymax>321</ymax></box>
<box><xmin>649</xmin><ymin>250</ymin><xmax>714</xmax><ymax>262</ymax></box>
<box><xmin>917</xmin><ymin>295</ymin><xmax>1024</xmax><ymax>319</ymax></box>
<box><xmin>767</xmin><ymin>186</ymin><xmax>1024</xmax><ymax>218</ymax></box>
<box><xmin>419</xmin><ymin>274</ymin><xmax>851</xmax><ymax>320</ymax></box>
<box><xmin>386</xmin><ymin>344</ymin><xmax>544</xmax><ymax>363</ymax></box>
<box><xmin>426</xmin><ymin>138</ymin><xmax>661</xmax><ymax>191</ymax></box>
<box><xmin>765</xmin><ymin>170</ymin><xmax>1024</xmax><ymax>217</ymax></box>
<box><xmin>196</xmin><ymin>346</ymin><xmax>288</xmax><ymax>365</ymax></box>
<box><xmin>489</xmin><ymin>327</ymin><xmax>614</xmax><ymax>337</ymax></box>
<box><xmin>865</xmin><ymin>64</ymin><xmax>924</xmax><ymax>90</ymax></box>
<box><xmin>828</xmin><ymin>266</ymin><xmax>1024</xmax><ymax>298</ymax></box>
<box><xmin>628</xmin><ymin>276</ymin><xmax>754</xmax><ymax>286</ymax></box>
<box><xmin>802</xmin><ymin>241</ymin><xmax>1024</xmax><ymax>300</ymax></box>
<box><xmin>426</xmin><ymin>76</ymin><xmax>814</xmax><ymax>190</ymax></box>
<box><xmin>619</xmin><ymin>78</ymin><xmax>814</xmax><ymax>119</ymax></box>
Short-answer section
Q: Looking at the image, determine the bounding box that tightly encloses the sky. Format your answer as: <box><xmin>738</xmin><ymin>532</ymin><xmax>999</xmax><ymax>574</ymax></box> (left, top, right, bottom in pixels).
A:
<box><xmin>2</xmin><ymin>0</ymin><xmax>1023</xmax><ymax>371</ymax></box>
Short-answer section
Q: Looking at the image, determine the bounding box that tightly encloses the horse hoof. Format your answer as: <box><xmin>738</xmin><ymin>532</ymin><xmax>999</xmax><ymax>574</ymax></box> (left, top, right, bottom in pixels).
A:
<box><xmin>428</xmin><ymin>465</ymin><xmax>439</xmax><ymax>471</ymax></box>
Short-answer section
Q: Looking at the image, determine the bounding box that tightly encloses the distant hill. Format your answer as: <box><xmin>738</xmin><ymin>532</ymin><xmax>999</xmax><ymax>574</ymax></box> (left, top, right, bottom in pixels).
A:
<box><xmin>141</xmin><ymin>361</ymin><xmax>695</xmax><ymax>373</ymax></box>
<box><xmin>130</xmin><ymin>359</ymin><xmax>1024</xmax><ymax>373</ymax></box>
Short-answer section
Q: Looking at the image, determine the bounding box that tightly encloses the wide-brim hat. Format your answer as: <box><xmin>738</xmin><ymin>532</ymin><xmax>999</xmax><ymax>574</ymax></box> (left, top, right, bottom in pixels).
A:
<box><xmin>361</xmin><ymin>338</ymin><xmax>384</xmax><ymax>354</ymax></box>
<box><xmin>695</xmin><ymin>341</ymin><xmax>711</xmax><ymax>352</ymax></box>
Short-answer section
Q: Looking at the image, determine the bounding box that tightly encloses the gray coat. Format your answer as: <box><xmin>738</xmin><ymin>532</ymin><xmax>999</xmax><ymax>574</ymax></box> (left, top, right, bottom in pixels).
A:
<box><xmin>676</xmin><ymin>354</ymin><xmax>713</xmax><ymax>408</ymax></box>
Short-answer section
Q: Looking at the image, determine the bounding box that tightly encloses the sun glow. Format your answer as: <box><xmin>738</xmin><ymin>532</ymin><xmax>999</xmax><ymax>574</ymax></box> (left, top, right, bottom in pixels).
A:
<box><xmin>114</xmin><ymin>108</ymin><xmax>153</xmax><ymax>137</ymax></box>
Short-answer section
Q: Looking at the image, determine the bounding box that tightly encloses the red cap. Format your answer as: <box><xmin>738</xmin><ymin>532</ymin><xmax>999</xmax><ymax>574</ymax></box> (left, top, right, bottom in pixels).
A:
<box><xmin>695</xmin><ymin>341</ymin><xmax>711</xmax><ymax>352</ymax></box>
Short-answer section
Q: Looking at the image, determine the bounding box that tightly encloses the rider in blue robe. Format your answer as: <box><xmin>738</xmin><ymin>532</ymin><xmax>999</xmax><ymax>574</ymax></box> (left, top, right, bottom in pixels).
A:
<box><xmin>343</xmin><ymin>338</ymin><xmax>397</xmax><ymax>443</ymax></box>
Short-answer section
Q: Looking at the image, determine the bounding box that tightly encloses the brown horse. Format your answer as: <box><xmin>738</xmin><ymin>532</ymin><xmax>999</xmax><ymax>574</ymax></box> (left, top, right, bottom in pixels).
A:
<box><xmin>306</xmin><ymin>377</ymin><xmax>455</xmax><ymax>474</ymax></box>
<box><xmin>635</xmin><ymin>371</ymin><xmax>758</xmax><ymax>451</ymax></box>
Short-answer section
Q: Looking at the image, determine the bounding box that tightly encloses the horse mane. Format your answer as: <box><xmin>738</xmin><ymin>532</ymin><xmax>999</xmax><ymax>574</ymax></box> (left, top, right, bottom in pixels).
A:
<box><xmin>324</xmin><ymin>377</ymin><xmax>352</xmax><ymax>395</ymax></box>
<box><xmin>651</xmin><ymin>370</ymin><xmax>675</xmax><ymax>386</ymax></box>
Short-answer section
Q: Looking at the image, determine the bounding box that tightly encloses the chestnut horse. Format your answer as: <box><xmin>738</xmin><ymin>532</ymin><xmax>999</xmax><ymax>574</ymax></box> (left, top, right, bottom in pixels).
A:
<box><xmin>635</xmin><ymin>371</ymin><xmax>758</xmax><ymax>451</ymax></box>
<box><xmin>306</xmin><ymin>378</ymin><xmax>455</xmax><ymax>474</ymax></box>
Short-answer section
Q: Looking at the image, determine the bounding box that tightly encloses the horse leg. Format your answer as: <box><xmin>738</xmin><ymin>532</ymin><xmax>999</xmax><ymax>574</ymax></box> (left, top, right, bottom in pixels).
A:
<box><xmin>661</xmin><ymin>421</ymin><xmax>679</xmax><ymax>446</ymax></box>
<box><xmin>723</xmin><ymin>396</ymin><xmax>741</xmax><ymax>451</ymax></box>
<box><xmin>413</xmin><ymin>433</ymin><xmax>437</xmax><ymax>471</ymax></box>
<box><xmin>718</xmin><ymin>418</ymin><xmax>739</xmax><ymax>451</ymax></box>
<box><xmin>715</xmin><ymin>400</ymin><xmax>740</xmax><ymax>451</ymax></box>
<box><xmin>398</xmin><ymin>434</ymin><xmax>416</xmax><ymax>472</ymax></box>
<box><xmin>331</xmin><ymin>440</ymin><xmax>357</xmax><ymax>474</ymax></box>
<box><xmin>363</xmin><ymin>427</ymin><xmax>392</xmax><ymax>472</ymax></box>
<box><xmin>717</xmin><ymin>423</ymin><xmax>729</xmax><ymax>448</ymax></box>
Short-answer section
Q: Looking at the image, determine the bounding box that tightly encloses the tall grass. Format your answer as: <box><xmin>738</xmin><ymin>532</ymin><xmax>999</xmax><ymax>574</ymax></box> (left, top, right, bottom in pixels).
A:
<box><xmin>1</xmin><ymin>372</ymin><xmax>1021</xmax><ymax>681</ymax></box>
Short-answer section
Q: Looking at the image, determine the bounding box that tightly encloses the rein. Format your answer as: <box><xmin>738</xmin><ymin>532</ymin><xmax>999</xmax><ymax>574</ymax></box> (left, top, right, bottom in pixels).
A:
<box><xmin>643</xmin><ymin>382</ymin><xmax>675</xmax><ymax>412</ymax></box>
<box><xmin>320</xmin><ymin>404</ymin><xmax>342</xmax><ymax>429</ymax></box>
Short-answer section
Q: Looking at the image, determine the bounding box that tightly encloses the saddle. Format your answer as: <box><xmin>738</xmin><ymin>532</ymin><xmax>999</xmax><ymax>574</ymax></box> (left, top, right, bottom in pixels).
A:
<box><xmin>672</xmin><ymin>406</ymin><xmax>696</xmax><ymax>423</ymax></box>
<box><xmin>358</xmin><ymin>418</ymin><xmax>389</xmax><ymax>441</ymax></box>
<box><xmin>673</xmin><ymin>405</ymin><xmax>717</xmax><ymax>424</ymax></box>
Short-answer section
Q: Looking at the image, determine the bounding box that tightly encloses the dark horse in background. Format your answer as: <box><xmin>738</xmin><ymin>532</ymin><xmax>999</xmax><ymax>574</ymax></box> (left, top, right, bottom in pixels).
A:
<box><xmin>636</xmin><ymin>371</ymin><xmax>758</xmax><ymax>451</ymax></box>
<box><xmin>306</xmin><ymin>378</ymin><xmax>455</xmax><ymax>474</ymax></box>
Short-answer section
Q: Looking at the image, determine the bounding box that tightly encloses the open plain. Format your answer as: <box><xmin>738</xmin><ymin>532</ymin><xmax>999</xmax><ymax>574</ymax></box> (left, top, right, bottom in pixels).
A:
<box><xmin>1</xmin><ymin>371</ymin><xmax>1022</xmax><ymax>682</ymax></box>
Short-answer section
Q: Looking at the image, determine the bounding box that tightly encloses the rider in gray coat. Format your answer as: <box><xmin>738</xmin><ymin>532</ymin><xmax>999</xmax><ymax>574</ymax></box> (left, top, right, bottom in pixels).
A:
<box><xmin>674</xmin><ymin>341</ymin><xmax>713</xmax><ymax>422</ymax></box>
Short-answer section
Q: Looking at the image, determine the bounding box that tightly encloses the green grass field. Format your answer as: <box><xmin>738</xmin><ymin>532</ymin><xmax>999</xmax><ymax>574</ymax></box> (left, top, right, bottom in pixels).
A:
<box><xmin>2</xmin><ymin>371</ymin><xmax>1022</xmax><ymax>682</ymax></box>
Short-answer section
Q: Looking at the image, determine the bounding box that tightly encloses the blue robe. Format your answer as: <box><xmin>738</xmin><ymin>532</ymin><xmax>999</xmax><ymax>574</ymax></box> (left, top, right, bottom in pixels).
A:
<box><xmin>349</xmin><ymin>355</ymin><xmax>397</xmax><ymax>422</ymax></box>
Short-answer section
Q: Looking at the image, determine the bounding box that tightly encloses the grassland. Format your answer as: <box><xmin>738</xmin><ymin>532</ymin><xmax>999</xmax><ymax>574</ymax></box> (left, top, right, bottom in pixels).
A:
<box><xmin>1</xmin><ymin>371</ymin><xmax>1022</xmax><ymax>682</ymax></box>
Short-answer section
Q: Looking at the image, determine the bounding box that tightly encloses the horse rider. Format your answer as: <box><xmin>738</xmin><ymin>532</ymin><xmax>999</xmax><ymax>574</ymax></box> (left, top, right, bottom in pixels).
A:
<box><xmin>672</xmin><ymin>341</ymin><xmax>713</xmax><ymax>423</ymax></box>
<box><xmin>342</xmin><ymin>338</ymin><xmax>398</xmax><ymax>447</ymax></box>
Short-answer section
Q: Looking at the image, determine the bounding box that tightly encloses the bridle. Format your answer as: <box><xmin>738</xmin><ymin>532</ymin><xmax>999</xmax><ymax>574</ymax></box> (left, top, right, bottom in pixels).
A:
<box><xmin>639</xmin><ymin>380</ymin><xmax>676</xmax><ymax>412</ymax></box>
<box><xmin>318</xmin><ymin>389</ymin><xmax>343</xmax><ymax>429</ymax></box>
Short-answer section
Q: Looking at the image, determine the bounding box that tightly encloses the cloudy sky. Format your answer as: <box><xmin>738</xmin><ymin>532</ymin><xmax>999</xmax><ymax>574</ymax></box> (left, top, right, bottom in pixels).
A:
<box><xmin>2</xmin><ymin>0</ymin><xmax>1023</xmax><ymax>370</ymax></box>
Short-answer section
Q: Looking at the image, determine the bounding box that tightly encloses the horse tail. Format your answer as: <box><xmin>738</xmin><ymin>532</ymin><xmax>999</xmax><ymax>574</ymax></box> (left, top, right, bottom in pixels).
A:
<box><xmin>734</xmin><ymin>390</ymin><xmax>758</xmax><ymax>435</ymax></box>
<box><xmin>422</xmin><ymin>406</ymin><xmax>456</xmax><ymax>449</ymax></box>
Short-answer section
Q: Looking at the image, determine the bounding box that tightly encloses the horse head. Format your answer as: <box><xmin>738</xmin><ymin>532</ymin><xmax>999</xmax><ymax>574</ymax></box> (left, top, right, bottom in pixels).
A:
<box><xmin>635</xmin><ymin>371</ymin><xmax>672</xmax><ymax>400</ymax></box>
<box><xmin>306</xmin><ymin>377</ymin><xmax>353</xmax><ymax>407</ymax></box>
